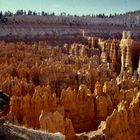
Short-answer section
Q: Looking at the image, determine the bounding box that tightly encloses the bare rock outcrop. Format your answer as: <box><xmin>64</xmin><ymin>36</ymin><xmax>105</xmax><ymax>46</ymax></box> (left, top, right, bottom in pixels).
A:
<box><xmin>102</xmin><ymin>92</ymin><xmax>140</xmax><ymax>140</ymax></box>
<box><xmin>78</xmin><ymin>92</ymin><xmax>140</xmax><ymax>140</ymax></box>
<box><xmin>120</xmin><ymin>31</ymin><xmax>133</xmax><ymax>74</ymax></box>
<box><xmin>60</xmin><ymin>85</ymin><xmax>95</xmax><ymax>133</ymax></box>
<box><xmin>39</xmin><ymin>110</ymin><xmax>75</xmax><ymax>140</ymax></box>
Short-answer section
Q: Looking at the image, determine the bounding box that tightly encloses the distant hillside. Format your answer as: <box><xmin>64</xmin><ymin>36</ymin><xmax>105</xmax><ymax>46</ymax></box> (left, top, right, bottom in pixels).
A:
<box><xmin>0</xmin><ymin>10</ymin><xmax>140</xmax><ymax>39</ymax></box>
<box><xmin>3</xmin><ymin>10</ymin><xmax>139</xmax><ymax>27</ymax></box>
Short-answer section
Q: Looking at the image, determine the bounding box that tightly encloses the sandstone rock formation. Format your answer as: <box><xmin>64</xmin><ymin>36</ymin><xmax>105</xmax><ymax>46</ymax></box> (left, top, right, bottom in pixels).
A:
<box><xmin>79</xmin><ymin>92</ymin><xmax>140</xmax><ymax>140</ymax></box>
<box><xmin>39</xmin><ymin>110</ymin><xmax>75</xmax><ymax>140</ymax></box>
<box><xmin>120</xmin><ymin>31</ymin><xmax>134</xmax><ymax>74</ymax></box>
<box><xmin>60</xmin><ymin>85</ymin><xmax>94</xmax><ymax>132</ymax></box>
<box><xmin>0</xmin><ymin>31</ymin><xmax>140</xmax><ymax>140</ymax></box>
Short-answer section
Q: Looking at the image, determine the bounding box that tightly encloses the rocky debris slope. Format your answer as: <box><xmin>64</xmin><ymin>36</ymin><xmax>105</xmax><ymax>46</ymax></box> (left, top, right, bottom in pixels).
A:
<box><xmin>0</xmin><ymin>123</ymin><xmax>64</xmax><ymax>140</ymax></box>
<box><xmin>7</xmin><ymin>12</ymin><xmax>140</xmax><ymax>26</ymax></box>
<box><xmin>1</xmin><ymin>11</ymin><xmax>140</xmax><ymax>37</ymax></box>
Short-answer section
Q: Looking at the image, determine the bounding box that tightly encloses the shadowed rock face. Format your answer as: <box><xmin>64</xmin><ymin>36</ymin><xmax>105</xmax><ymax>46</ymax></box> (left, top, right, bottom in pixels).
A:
<box><xmin>78</xmin><ymin>92</ymin><xmax>140</xmax><ymax>140</ymax></box>
<box><xmin>0</xmin><ymin>31</ymin><xmax>140</xmax><ymax>140</ymax></box>
<box><xmin>0</xmin><ymin>90</ymin><xmax>10</xmax><ymax>115</ymax></box>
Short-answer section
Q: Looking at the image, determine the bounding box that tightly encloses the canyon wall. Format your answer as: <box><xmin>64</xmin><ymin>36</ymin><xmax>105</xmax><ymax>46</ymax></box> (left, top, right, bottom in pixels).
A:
<box><xmin>1</xmin><ymin>12</ymin><xmax>140</xmax><ymax>40</ymax></box>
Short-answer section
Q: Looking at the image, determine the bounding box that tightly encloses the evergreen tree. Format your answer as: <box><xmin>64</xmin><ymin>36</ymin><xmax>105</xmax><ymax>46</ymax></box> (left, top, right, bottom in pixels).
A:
<box><xmin>0</xmin><ymin>11</ymin><xmax>3</xmax><ymax>18</ymax></box>
<box><xmin>33</xmin><ymin>11</ymin><xmax>37</xmax><ymax>16</ymax></box>
<box><xmin>15</xmin><ymin>9</ymin><xmax>24</xmax><ymax>16</ymax></box>
<box><xmin>28</xmin><ymin>10</ymin><xmax>32</xmax><ymax>15</ymax></box>
<box><xmin>41</xmin><ymin>11</ymin><xmax>45</xmax><ymax>16</ymax></box>
<box><xmin>4</xmin><ymin>11</ymin><xmax>13</xmax><ymax>16</ymax></box>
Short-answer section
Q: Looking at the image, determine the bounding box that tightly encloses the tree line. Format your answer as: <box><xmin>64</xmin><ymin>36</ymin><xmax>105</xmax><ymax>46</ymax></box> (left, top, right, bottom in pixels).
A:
<box><xmin>0</xmin><ymin>9</ymin><xmax>140</xmax><ymax>18</ymax></box>
<box><xmin>0</xmin><ymin>10</ymin><xmax>55</xmax><ymax>17</ymax></box>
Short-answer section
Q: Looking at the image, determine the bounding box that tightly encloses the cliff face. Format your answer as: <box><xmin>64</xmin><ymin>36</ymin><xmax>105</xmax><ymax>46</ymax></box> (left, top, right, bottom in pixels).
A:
<box><xmin>1</xmin><ymin>11</ymin><xmax>140</xmax><ymax>38</ymax></box>
<box><xmin>0</xmin><ymin>31</ymin><xmax>140</xmax><ymax>140</ymax></box>
<box><xmin>6</xmin><ymin>11</ymin><xmax>140</xmax><ymax>26</ymax></box>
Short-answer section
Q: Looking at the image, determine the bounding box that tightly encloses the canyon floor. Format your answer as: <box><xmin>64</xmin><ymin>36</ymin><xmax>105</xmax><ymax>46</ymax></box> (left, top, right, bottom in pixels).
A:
<box><xmin>0</xmin><ymin>20</ymin><xmax>140</xmax><ymax>140</ymax></box>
